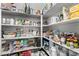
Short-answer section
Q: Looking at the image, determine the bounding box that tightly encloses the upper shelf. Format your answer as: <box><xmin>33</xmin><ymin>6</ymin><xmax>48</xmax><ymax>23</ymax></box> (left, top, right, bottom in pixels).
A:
<box><xmin>2</xmin><ymin>36</ymin><xmax>41</xmax><ymax>40</ymax></box>
<box><xmin>43</xmin><ymin>3</ymin><xmax>78</xmax><ymax>18</ymax></box>
<box><xmin>2</xmin><ymin>24</ymin><xmax>41</xmax><ymax>28</ymax></box>
<box><xmin>43</xmin><ymin>17</ymin><xmax>79</xmax><ymax>27</ymax></box>
<box><xmin>2</xmin><ymin>10</ymin><xmax>40</xmax><ymax>18</ymax></box>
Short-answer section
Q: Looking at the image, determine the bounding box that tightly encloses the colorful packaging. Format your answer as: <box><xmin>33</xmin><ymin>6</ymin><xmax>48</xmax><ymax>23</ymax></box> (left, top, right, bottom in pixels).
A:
<box><xmin>20</xmin><ymin>50</ymin><xmax>32</xmax><ymax>56</ymax></box>
<box><xmin>70</xmin><ymin>4</ymin><xmax>79</xmax><ymax>13</ymax></box>
<box><xmin>69</xmin><ymin>11</ymin><xmax>79</xmax><ymax>19</ymax></box>
<box><xmin>69</xmin><ymin>4</ymin><xmax>79</xmax><ymax>19</ymax></box>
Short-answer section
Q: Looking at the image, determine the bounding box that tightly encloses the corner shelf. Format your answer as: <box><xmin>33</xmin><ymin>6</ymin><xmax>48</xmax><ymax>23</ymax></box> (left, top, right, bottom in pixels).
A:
<box><xmin>43</xmin><ymin>17</ymin><xmax>79</xmax><ymax>27</ymax></box>
<box><xmin>43</xmin><ymin>37</ymin><xmax>79</xmax><ymax>54</ymax></box>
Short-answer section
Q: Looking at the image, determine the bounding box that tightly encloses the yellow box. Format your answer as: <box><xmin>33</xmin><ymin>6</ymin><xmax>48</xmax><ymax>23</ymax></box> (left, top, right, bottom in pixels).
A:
<box><xmin>70</xmin><ymin>4</ymin><xmax>79</xmax><ymax>13</ymax></box>
<box><xmin>69</xmin><ymin>11</ymin><xmax>79</xmax><ymax>19</ymax></box>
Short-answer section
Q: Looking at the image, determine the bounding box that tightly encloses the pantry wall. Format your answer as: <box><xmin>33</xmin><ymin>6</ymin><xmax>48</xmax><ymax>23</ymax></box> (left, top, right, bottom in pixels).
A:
<box><xmin>1</xmin><ymin>3</ymin><xmax>79</xmax><ymax>56</ymax></box>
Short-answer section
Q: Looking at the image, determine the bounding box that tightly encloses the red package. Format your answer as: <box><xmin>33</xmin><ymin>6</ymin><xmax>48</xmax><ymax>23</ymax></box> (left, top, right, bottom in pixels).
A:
<box><xmin>21</xmin><ymin>50</ymin><xmax>32</xmax><ymax>56</ymax></box>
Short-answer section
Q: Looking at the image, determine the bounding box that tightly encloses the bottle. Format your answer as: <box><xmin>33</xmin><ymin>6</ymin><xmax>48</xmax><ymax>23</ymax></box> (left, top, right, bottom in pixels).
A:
<box><xmin>28</xmin><ymin>5</ymin><xmax>30</xmax><ymax>14</ymax></box>
<box><xmin>2</xmin><ymin>18</ymin><xmax>6</xmax><ymax>24</ymax></box>
<box><xmin>10</xmin><ymin>18</ymin><xmax>14</xmax><ymax>25</ymax></box>
<box><xmin>11</xmin><ymin>3</ymin><xmax>16</xmax><ymax>12</ymax></box>
<box><xmin>2</xmin><ymin>31</ymin><xmax>4</xmax><ymax>38</ymax></box>
<box><xmin>59</xmin><ymin>14</ymin><xmax>63</xmax><ymax>21</ymax></box>
<box><xmin>62</xmin><ymin>7</ymin><xmax>69</xmax><ymax>20</ymax></box>
<box><xmin>6</xmin><ymin>18</ymin><xmax>10</xmax><ymax>24</ymax></box>
<box><xmin>25</xmin><ymin>3</ymin><xmax>27</xmax><ymax>13</ymax></box>
<box><xmin>30</xmin><ymin>8</ymin><xmax>33</xmax><ymax>15</ymax></box>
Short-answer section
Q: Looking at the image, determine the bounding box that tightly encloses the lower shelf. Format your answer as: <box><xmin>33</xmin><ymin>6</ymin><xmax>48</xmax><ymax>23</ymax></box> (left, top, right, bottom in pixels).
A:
<box><xmin>43</xmin><ymin>37</ymin><xmax>79</xmax><ymax>54</ymax></box>
<box><xmin>1</xmin><ymin>47</ymin><xmax>41</xmax><ymax>55</ymax></box>
<box><xmin>2</xmin><ymin>36</ymin><xmax>40</xmax><ymax>40</ymax></box>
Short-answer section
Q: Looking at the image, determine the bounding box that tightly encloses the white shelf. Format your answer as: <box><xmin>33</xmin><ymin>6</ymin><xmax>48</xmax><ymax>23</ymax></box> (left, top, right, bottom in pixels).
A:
<box><xmin>43</xmin><ymin>17</ymin><xmax>79</xmax><ymax>27</ymax></box>
<box><xmin>43</xmin><ymin>37</ymin><xmax>79</xmax><ymax>54</ymax></box>
<box><xmin>2</xmin><ymin>36</ymin><xmax>41</xmax><ymax>40</ymax></box>
<box><xmin>2</xmin><ymin>24</ymin><xmax>41</xmax><ymax>27</ymax></box>
<box><xmin>2</xmin><ymin>10</ymin><xmax>40</xmax><ymax>18</ymax></box>
<box><xmin>1</xmin><ymin>47</ymin><xmax>41</xmax><ymax>55</ymax></box>
<box><xmin>43</xmin><ymin>3</ymin><xmax>77</xmax><ymax>17</ymax></box>
<box><xmin>43</xmin><ymin>25</ymin><xmax>49</xmax><ymax>27</ymax></box>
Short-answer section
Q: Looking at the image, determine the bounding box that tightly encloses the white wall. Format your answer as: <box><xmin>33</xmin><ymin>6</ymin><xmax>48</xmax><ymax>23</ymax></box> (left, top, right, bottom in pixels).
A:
<box><xmin>15</xmin><ymin>3</ymin><xmax>46</xmax><ymax>10</ymax></box>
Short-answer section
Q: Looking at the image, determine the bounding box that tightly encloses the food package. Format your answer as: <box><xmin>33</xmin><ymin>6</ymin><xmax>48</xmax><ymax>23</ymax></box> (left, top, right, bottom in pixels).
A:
<box><xmin>28</xmin><ymin>39</ymin><xmax>35</xmax><ymax>46</ymax></box>
<box><xmin>69</xmin><ymin>11</ymin><xmax>79</xmax><ymax>19</ymax></box>
<box><xmin>20</xmin><ymin>50</ymin><xmax>32</xmax><ymax>56</ymax></box>
<box><xmin>15</xmin><ymin>40</ymin><xmax>20</xmax><ymax>45</ymax></box>
<box><xmin>70</xmin><ymin>4</ymin><xmax>79</xmax><ymax>13</ymax></box>
<box><xmin>53</xmin><ymin>35</ymin><xmax>60</xmax><ymax>42</ymax></box>
<box><xmin>69</xmin><ymin>4</ymin><xmax>79</xmax><ymax>19</ymax></box>
<box><xmin>35</xmin><ymin>10</ymin><xmax>41</xmax><ymax>16</ymax></box>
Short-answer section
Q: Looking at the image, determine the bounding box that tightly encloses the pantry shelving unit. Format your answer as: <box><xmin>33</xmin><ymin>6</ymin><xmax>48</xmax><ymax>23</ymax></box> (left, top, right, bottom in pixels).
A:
<box><xmin>0</xmin><ymin>6</ymin><xmax>42</xmax><ymax>55</ymax></box>
<box><xmin>42</xmin><ymin>3</ymin><xmax>79</xmax><ymax>56</ymax></box>
<box><xmin>1</xmin><ymin>3</ymin><xmax>79</xmax><ymax>56</ymax></box>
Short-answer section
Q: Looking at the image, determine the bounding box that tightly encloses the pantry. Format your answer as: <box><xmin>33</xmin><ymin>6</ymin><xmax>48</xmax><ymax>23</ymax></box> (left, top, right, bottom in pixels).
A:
<box><xmin>0</xmin><ymin>3</ymin><xmax>79</xmax><ymax>56</ymax></box>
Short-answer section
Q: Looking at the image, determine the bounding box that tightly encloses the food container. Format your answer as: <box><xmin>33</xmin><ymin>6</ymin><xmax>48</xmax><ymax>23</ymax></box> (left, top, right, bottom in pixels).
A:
<box><xmin>25</xmin><ymin>20</ymin><xmax>30</xmax><ymax>25</ymax></box>
<box><xmin>10</xmin><ymin>18</ymin><xmax>15</xmax><ymax>25</ymax></box>
<box><xmin>3</xmin><ymin>35</ymin><xmax>15</xmax><ymax>38</ymax></box>
<box><xmin>2</xmin><ymin>18</ymin><xmax>6</xmax><ymax>24</ymax></box>
<box><xmin>6</xmin><ymin>18</ymin><xmax>10</xmax><ymax>24</ymax></box>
